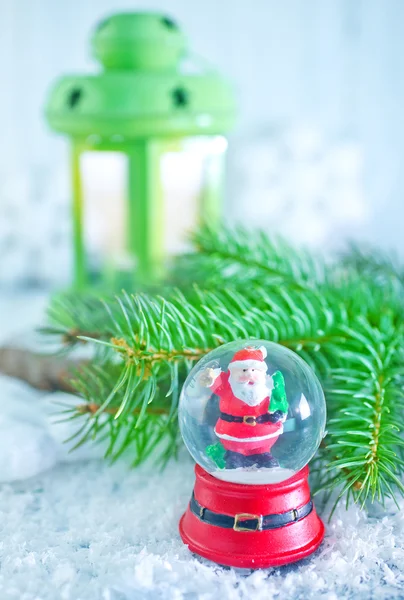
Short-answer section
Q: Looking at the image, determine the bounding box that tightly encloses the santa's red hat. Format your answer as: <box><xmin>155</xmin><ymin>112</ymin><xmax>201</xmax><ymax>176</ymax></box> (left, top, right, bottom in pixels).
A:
<box><xmin>228</xmin><ymin>346</ymin><xmax>268</xmax><ymax>371</ymax></box>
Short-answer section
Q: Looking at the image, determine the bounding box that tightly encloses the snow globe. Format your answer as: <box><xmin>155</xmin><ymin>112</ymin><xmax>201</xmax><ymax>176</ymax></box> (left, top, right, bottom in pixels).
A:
<box><xmin>179</xmin><ymin>340</ymin><xmax>326</xmax><ymax>568</ymax></box>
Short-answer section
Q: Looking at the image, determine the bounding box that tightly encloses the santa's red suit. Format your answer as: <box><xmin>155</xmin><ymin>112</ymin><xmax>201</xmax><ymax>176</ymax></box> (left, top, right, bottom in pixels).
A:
<box><xmin>211</xmin><ymin>349</ymin><xmax>283</xmax><ymax>456</ymax></box>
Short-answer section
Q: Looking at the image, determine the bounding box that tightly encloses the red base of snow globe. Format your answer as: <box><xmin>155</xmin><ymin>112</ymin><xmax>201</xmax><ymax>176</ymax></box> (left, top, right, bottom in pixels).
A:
<box><xmin>179</xmin><ymin>464</ymin><xmax>324</xmax><ymax>569</ymax></box>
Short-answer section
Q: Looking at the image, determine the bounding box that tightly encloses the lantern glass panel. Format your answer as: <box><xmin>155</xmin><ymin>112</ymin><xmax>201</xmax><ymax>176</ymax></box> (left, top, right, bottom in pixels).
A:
<box><xmin>160</xmin><ymin>136</ymin><xmax>227</xmax><ymax>255</ymax></box>
<box><xmin>80</xmin><ymin>151</ymin><xmax>134</xmax><ymax>285</ymax></box>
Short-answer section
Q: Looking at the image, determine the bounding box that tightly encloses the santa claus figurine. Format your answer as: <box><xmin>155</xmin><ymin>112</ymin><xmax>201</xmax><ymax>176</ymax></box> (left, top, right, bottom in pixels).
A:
<box><xmin>199</xmin><ymin>346</ymin><xmax>289</xmax><ymax>471</ymax></box>
<box><xmin>179</xmin><ymin>340</ymin><xmax>326</xmax><ymax>568</ymax></box>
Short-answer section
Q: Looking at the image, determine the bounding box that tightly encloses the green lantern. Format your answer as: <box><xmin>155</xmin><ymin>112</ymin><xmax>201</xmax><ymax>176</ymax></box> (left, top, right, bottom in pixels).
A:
<box><xmin>45</xmin><ymin>12</ymin><xmax>236</xmax><ymax>289</ymax></box>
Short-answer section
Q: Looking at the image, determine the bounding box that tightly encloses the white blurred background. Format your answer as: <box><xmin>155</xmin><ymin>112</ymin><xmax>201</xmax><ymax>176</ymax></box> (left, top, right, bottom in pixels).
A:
<box><xmin>1</xmin><ymin>0</ymin><xmax>403</xmax><ymax>287</ymax></box>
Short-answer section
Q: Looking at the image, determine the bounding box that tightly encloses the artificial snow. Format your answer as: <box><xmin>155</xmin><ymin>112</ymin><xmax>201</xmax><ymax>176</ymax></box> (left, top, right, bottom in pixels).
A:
<box><xmin>0</xmin><ymin>293</ymin><xmax>107</xmax><ymax>483</ymax></box>
<box><xmin>0</xmin><ymin>456</ymin><xmax>404</xmax><ymax>599</ymax></box>
<box><xmin>0</xmin><ymin>373</ymin><xmax>403</xmax><ymax>600</ymax></box>
<box><xmin>213</xmin><ymin>466</ymin><xmax>296</xmax><ymax>485</ymax></box>
<box><xmin>0</xmin><ymin>377</ymin><xmax>106</xmax><ymax>482</ymax></box>
<box><xmin>0</xmin><ymin>375</ymin><xmax>57</xmax><ymax>482</ymax></box>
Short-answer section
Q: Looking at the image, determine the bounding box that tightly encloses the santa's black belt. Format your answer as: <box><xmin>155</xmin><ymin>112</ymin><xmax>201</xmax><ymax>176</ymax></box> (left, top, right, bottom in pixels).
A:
<box><xmin>219</xmin><ymin>412</ymin><xmax>275</xmax><ymax>425</ymax></box>
<box><xmin>190</xmin><ymin>493</ymin><xmax>313</xmax><ymax>532</ymax></box>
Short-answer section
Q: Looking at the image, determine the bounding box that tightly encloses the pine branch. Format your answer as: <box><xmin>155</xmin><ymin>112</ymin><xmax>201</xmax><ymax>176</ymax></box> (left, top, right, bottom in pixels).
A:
<box><xmin>316</xmin><ymin>316</ymin><xmax>404</xmax><ymax>511</ymax></box>
<box><xmin>45</xmin><ymin>226</ymin><xmax>404</xmax><ymax>510</ymax></box>
<box><xmin>42</xmin><ymin>293</ymin><xmax>116</xmax><ymax>349</ymax></box>
<box><xmin>172</xmin><ymin>224</ymin><xmax>326</xmax><ymax>290</ymax></box>
<box><xmin>341</xmin><ymin>244</ymin><xmax>404</xmax><ymax>287</ymax></box>
<box><xmin>57</xmin><ymin>361</ymin><xmax>181</xmax><ymax>467</ymax></box>
<box><xmin>48</xmin><ymin>285</ymin><xmax>346</xmax><ymax>466</ymax></box>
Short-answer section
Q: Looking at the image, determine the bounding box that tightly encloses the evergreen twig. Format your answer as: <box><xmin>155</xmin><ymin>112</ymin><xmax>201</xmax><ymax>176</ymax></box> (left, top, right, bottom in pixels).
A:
<box><xmin>46</xmin><ymin>225</ymin><xmax>404</xmax><ymax>508</ymax></box>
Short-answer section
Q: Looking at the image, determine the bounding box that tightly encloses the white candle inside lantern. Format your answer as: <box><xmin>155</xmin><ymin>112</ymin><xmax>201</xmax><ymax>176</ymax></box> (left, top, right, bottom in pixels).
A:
<box><xmin>161</xmin><ymin>136</ymin><xmax>228</xmax><ymax>255</ymax></box>
<box><xmin>80</xmin><ymin>151</ymin><xmax>131</xmax><ymax>276</ymax></box>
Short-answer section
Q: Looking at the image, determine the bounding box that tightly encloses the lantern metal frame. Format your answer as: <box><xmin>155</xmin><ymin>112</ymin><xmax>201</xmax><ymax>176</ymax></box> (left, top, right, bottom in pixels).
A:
<box><xmin>45</xmin><ymin>12</ymin><xmax>236</xmax><ymax>288</ymax></box>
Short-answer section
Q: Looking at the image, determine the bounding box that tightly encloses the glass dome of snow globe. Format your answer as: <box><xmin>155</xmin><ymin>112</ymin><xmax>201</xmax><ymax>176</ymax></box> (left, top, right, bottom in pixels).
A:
<box><xmin>179</xmin><ymin>339</ymin><xmax>326</xmax><ymax>485</ymax></box>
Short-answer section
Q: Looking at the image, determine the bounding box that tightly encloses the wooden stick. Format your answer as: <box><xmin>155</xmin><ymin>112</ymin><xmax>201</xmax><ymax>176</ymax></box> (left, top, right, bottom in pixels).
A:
<box><xmin>0</xmin><ymin>346</ymin><xmax>81</xmax><ymax>393</ymax></box>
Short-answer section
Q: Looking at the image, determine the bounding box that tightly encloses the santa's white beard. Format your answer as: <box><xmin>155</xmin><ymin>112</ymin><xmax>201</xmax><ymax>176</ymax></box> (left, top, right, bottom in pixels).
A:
<box><xmin>229</xmin><ymin>374</ymin><xmax>269</xmax><ymax>406</ymax></box>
